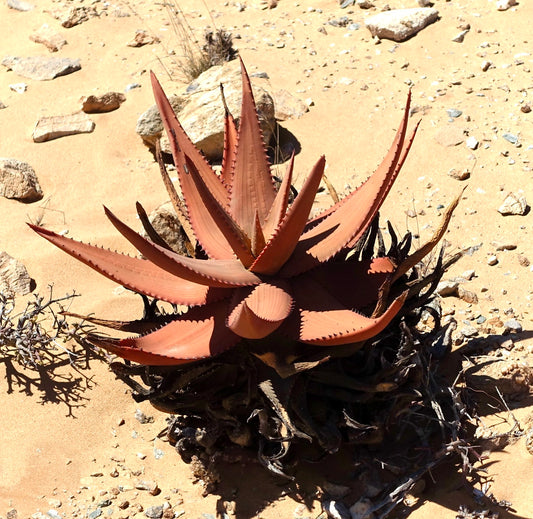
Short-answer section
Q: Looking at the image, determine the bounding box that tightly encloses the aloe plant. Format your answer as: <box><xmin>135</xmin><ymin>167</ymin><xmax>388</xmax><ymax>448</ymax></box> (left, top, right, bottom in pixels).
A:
<box><xmin>30</xmin><ymin>59</ymin><xmax>465</xmax><ymax>491</ymax></box>
<box><xmin>30</xmin><ymin>58</ymin><xmax>438</xmax><ymax>367</ymax></box>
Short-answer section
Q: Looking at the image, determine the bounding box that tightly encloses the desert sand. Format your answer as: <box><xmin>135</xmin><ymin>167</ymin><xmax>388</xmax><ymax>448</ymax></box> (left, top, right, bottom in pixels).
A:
<box><xmin>0</xmin><ymin>0</ymin><xmax>532</xmax><ymax>518</ymax></box>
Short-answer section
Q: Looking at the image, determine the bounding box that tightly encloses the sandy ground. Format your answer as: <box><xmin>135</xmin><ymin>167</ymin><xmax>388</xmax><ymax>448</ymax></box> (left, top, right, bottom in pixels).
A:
<box><xmin>1</xmin><ymin>0</ymin><xmax>532</xmax><ymax>517</ymax></box>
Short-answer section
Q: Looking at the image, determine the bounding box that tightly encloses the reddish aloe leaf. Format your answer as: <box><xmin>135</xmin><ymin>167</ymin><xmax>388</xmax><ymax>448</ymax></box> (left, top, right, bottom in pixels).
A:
<box><xmin>135</xmin><ymin>201</ymin><xmax>173</xmax><ymax>251</ymax></box>
<box><xmin>284</xmin><ymin>94</ymin><xmax>414</xmax><ymax>276</ymax></box>
<box><xmin>220</xmin><ymin>84</ymin><xmax>238</xmax><ymax>187</ymax></box>
<box><xmin>229</xmin><ymin>58</ymin><xmax>276</xmax><ymax>236</ymax></box>
<box><xmin>88</xmin><ymin>301</ymin><xmax>239</xmax><ymax>366</ymax></box>
<box><xmin>150</xmin><ymin>72</ymin><xmax>229</xmax><ymax>207</ymax></box>
<box><xmin>262</xmin><ymin>153</ymin><xmax>295</xmax><ymax>240</ymax></box>
<box><xmin>29</xmin><ymin>224</ymin><xmax>216</xmax><ymax>306</ymax></box>
<box><xmin>154</xmin><ymin>141</ymin><xmax>197</xmax><ymax>254</ymax></box>
<box><xmin>292</xmin><ymin>277</ymin><xmax>407</xmax><ymax>346</ymax></box>
<box><xmin>250</xmin><ymin>156</ymin><xmax>326</xmax><ymax>275</ymax></box>
<box><xmin>345</xmin><ymin>120</ymin><xmax>420</xmax><ymax>250</ymax></box>
<box><xmin>309</xmin><ymin>257</ymin><xmax>396</xmax><ymax>310</ymax></box>
<box><xmin>183</xmin><ymin>156</ymin><xmax>255</xmax><ymax>267</ymax></box>
<box><xmin>227</xmin><ymin>281</ymin><xmax>294</xmax><ymax>339</ymax></box>
<box><xmin>104</xmin><ymin>207</ymin><xmax>262</xmax><ymax>287</ymax></box>
<box><xmin>152</xmin><ymin>72</ymin><xmax>238</xmax><ymax>260</ymax></box>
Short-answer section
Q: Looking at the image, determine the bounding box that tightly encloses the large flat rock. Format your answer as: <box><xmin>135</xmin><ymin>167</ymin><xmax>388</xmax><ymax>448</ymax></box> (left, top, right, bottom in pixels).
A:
<box><xmin>1</xmin><ymin>56</ymin><xmax>81</xmax><ymax>80</ymax></box>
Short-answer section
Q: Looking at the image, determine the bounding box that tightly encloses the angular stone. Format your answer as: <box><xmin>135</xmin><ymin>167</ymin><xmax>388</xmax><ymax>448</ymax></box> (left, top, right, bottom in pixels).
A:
<box><xmin>498</xmin><ymin>193</ymin><xmax>528</xmax><ymax>216</ymax></box>
<box><xmin>0</xmin><ymin>158</ymin><xmax>43</xmax><ymax>201</ymax></box>
<box><xmin>136</xmin><ymin>96</ymin><xmax>184</xmax><ymax>147</ymax></box>
<box><xmin>33</xmin><ymin>112</ymin><xmax>95</xmax><ymax>143</ymax></box>
<box><xmin>126</xmin><ymin>30</ymin><xmax>160</xmax><ymax>47</ymax></box>
<box><xmin>134</xmin><ymin>479</ymin><xmax>160</xmax><ymax>495</ymax></box>
<box><xmin>9</xmin><ymin>83</ymin><xmax>27</xmax><ymax>93</ymax></box>
<box><xmin>0</xmin><ymin>252</ymin><xmax>32</xmax><ymax>297</ymax></box>
<box><xmin>7</xmin><ymin>0</ymin><xmax>34</xmax><ymax>11</ymax></box>
<box><xmin>170</xmin><ymin>60</ymin><xmax>275</xmax><ymax>160</ymax></box>
<box><xmin>48</xmin><ymin>6</ymin><xmax>99</xmax><ymax>28</ymax></box>
<box><xmin>0</xmin><ymin>100</ymin><xmax>6</xmax><ymax>109</ymax></box>
<box><xmin>365</xmin><ymin>8</ymin><xmax>439</xmax><ymax>42</ymax></box>
<box><xmin>143</xmin><ymin>202</ymin><xmax>190</xmax><ymax>256</ymax></box>
<box><xmin>271</xmin><ymin>89</ymin><xmax>309</xmax><ymax>121</ymax></box>
<box><xmin>497</xmin><ymin>0</ymin><xmax>517</xmax><ymax>11</ymax></box>
<box><xmin>81</xmin><ymin>92</ymin><xmax>126</xmax><ymax>113</ymax></box>
<box><xmin>1</xmin><ymin>56</ymin><xmax>81</xmax><ymax>80</ymax></box>
<box><xmin>504</xmin><ymin>319</ymin><xmax>522</xmax><ymax>334</ymax></box>
<box><xmin>437</xmin><ymin>280</ymin><xmax>459</xmax><ymax>297</ymax></box>
<box><xmin>448</xmin><ymin>167</ymin><xmax>470</xmax><ymax>180</ymax></box>
<box><xmin>517</xmin><ymin>254</ymin><xmax>530</xmax><ymax>267</ymax></box>
<box><xmin>30</xmin><ymin>24</ymin><xmax>67</xmax><ymax>53</ymax></box>
<box><xmin>466</xmin><ymin>135</ymin><xmax>479</xmax><ymax>150</ymax></box>
<box><xmin>457</xmin><ymin>286</ymin><xmax>478</xmax><ymax>304</ymax></box>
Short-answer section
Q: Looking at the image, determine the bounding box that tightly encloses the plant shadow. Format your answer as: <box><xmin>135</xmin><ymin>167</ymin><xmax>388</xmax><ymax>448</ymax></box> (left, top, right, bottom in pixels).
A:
<box><xmin>0</xmin><ymin>290</ymin><xmax>104</xmax><ymax>418</ymax></box>
<box><xmin>193</xmin><ymin>329</ymin><xmax>533</xmax><ymax>519</ymax></box>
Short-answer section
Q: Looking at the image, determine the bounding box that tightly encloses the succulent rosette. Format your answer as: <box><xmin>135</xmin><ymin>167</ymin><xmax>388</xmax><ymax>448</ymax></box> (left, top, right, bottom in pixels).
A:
<box><xmin>31</xmin><ymin>59</ymin><xmax>427</xmax><ymax>366</ymax></box>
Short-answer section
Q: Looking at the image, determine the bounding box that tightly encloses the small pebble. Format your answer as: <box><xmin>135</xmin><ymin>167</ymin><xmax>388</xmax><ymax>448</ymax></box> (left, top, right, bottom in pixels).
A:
<box><xmin>461</xmin><ymin>325</ymin><xmax>478</xmax><ymax>337</ymax></box>
<box><xmin>125</xmin><ymin>82</ymin><xmax>141</xmax><ymax>91</ymax></box>
<box><xmin>9</xmin><ymin>83</ymin><xmax>27</xmax><ymax>93</ymax></box>
<box><xmin>504</xmin><ymin>319</ymin><xmax>522</xmax><ymax>334</ymax></box>
<box><xmin>502</xmin><ymin>133</ymin><xmax>518</xmax><ymax>145</ymax></box>
<box><xmin>481</xmin><ymin>60</ymin><xmax>493</xmax><ymax>72</ymax></box>
<box><xmin>487</xmin><ymin>255</ymin><xmax>498</xmax><ymax>266</ymax></box>
<box><xmin>498</xmin><ymin>193</ymin><xmax>528</xmax><ymax>216</ymax></box>
<box><xmin>496</xmin><ymin>0</ymin><xmax>517</xmax><ymax>10</ymax></box>
<box><xmin>437</xmin><ymin>280</ymin><xmax>459</xmax><ymax>297</ymax></box>
<box><xmin>517</xmin><ymin>254</ymin><xmax>530</xmax><ymax>267</ymax></box>
<box><xmin>446</xmin><ymin>108</ymin><xmax>462</xmax><ymax>118</ymax></box>
<box><xmin>135</xmin><ymin>480</ymin><xmax>160</xmax><ymax>495</ymax></box>
<box><xmin>448</xmin><ymin>167</ymin><xmax>470</xmax><ymax>180</ymax></box>
<box><xmin>452</xmin><ymin>30</ymin><xmax>469</xmax><ymax>43</ymax></box>
<box><xmin>493</xmin><ymin>241</ymin><xmax>517</xmax><ymax>251</ymax></box>
<box><xmin>145</xmin><ymin>505</ymin><xmax>164</xmax><ymax>519</ymax></box>
<box><xmin>135</xmin><ymin>409</ymin><xmax>154</xmax><ymax>424</ymax></box>
<box><xmin>466</xmin><ymin>136</ymin><xmax>479</xmax><ymax>149</ymax></box>
<box><xmin>458</xmin><ymin>287</ymin><xmax>478</xmax><ymax>304</ymax></box>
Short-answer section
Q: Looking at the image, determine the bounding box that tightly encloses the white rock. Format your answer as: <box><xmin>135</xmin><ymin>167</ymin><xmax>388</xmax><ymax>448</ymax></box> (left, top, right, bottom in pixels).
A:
<box><xmin>466</xmin><ymin>135</ymin><xmax>479</xmax><ymax>149</ymax></box>
<box><xmin>498</xmin><ymin>193</ymin><xmax>528</xmax><ymax>216</ymax></box>
<box><xmin>364</xmin><ymin>8</ymin><xmax>439</xmax><ymax>42</ymax></box>
<box><xmin>33</xmin><ymin>112</ymin><xmax>95</xmax><ymax>142</ymax></box>
<box><xmin>271</xmin><ymin>89</ymin><xmax>309</xmax><ymax>120</ymax></box>
<box><xmin>9</xmin><ymin>82</ymin><xmax>27</xmax><ymax>93</ymax></box>
<box><xmin>496</xmin><ymin>0</ymin><xmax>517</xmax><ymax>11</ymax></box>
<box><xmin>0</xmin><ymin>158</ymin><xmax>43</xmax><ymax>201</ymax></box>
<box><xmin>169</xmin><ymin>60</ymin><xmax>275</xmax><ymax>160</ymax></box>
<box><xmin>7</xmin><ymin>0</ymin><xmax>34</xmax><ymax>11</ymax></box>
<box><xmin>2</xmin><ymin>56</ymin><xmax>81</xmax><ymax>80</ymax></box>
<box><xmin>0</xmin><ymin>252</ymin><xmax>32</xmax><ymax>297</ymax></box>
